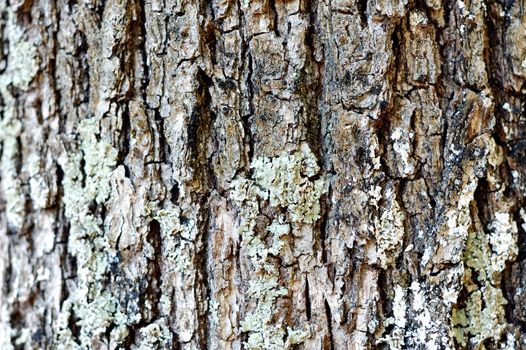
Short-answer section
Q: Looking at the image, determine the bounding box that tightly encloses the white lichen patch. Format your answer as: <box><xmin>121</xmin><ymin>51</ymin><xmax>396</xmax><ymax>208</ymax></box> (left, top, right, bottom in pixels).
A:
<box><xmin>27</xmin><ymin>152</ymin><xmax>52</xmax><ymax>210</ymax></box>
<box><xmin>452</xmin><ymin>212</ymin><xmax>519</xmax><ymax>348</ymax></box>
<box><xmin>391</xmin><ymin>127</ymin><xmax>415</xmax><ymax>176</ymax></box>
<box><xmin>378</xmin><ymin>285</ymin><xmax>407</xmax><ymax>349</ymax></box>
<box><xmin>433</xmin><ymin>178</ymin><xmax>478</xmax><ymax>267</ymax></box>
<box><xmin>230</xmin><ymin>144</ymin><xmax>324</xmax><ymax>349</ymax></box>
<box><xmin>487</xmin><ymin>213</ymin><xmax>519</xmax><ymax>277</ymax></box>
<box><xmin>521</xmin><ymin>208</ymin><xmax>526</xmax><ymax>232</ymax></box>
<box><xmin>0</xmin><ymin>116</ymin><xmax>25</xmax><ymax>229</ymax></box>
<box><xmin>371</xmin><ymin>187</ymin><xmax>406</xmax><ymax>269</ymax></box>
<box><xmin>409</xmin><ymin>281</ymin><xmax>438</xmax><ymax>348</ymax></box>
<box><xmin>379</xmin><ymin>281</ymin><xmax>441</xmax><ymax>350</ymax></box>
<box><xmin>0</xmin><ymin>305</ymin><xmax>14</xmax><ymax>350</ymax></box>
<box><xmin>209</xmin><ymin>299</ymin><xmax>220</xmax><ymax>327</ymax></box>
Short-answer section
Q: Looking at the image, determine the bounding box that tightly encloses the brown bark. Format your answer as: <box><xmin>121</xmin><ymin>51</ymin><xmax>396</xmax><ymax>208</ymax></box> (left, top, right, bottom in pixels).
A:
<box><xmin>0</xmin><ymin>0</ymin><xmax>525</xmax><ymax>349</ymax></box>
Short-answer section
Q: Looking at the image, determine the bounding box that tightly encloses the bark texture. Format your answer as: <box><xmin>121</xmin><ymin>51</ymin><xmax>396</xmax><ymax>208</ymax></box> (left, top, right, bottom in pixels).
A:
<box><xmin>0</xmin><ymin>0</ymin><xmax>525</xmax><ymax>349</ymax></box>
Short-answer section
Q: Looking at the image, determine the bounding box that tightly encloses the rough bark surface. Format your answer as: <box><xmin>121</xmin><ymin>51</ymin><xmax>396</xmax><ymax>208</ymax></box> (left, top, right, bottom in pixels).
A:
<box><xmin>0</xmin><ymin>0</ymin><xmax>525</xmax><ymax>349</ymax></box>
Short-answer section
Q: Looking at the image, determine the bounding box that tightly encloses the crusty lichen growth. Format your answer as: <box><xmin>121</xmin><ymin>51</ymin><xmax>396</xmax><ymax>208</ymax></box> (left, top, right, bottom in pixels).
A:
<box><xmin>378</xmin><ymin>285</ymin><xmax>407</xmax><ymax>349</ymax></box>
<box><xmin>151</xmin><ymin>203</ymin><xmax>195</xmax><ymax>273</ymax></box>
<box><xmin>0</xmin><ymin>8</ymin><xmax>38</xmax><ymax>90</ymax></box>
<box><xmin>0</xmin><ymin>14</ymin><xmax>42</xmax><ymax>343</ymax></box>
<box><xmin>371</xmin><ymin>186</ymin><xmax>406</xmax><ymax>269</ymax></box>
<box><xmin>231</xmin><ymin>144</ymin><xmax>324</xmax><ymax>349</ymax></box>
<box><xmin>250</xmin><ymin>143</ymin><xmax>326</xmax><ymax>224</ymax></box>
<box><xmin>0</xmin><ymin>8</ymin><xmax>39</xmax><ymax>230</ymax></box>
<box><xmin>379</xmin><ymin>280</ymin><xmax>440</xmax><ymax>350</ymax></box>
<box><xmin>53</xmin><ymin>118</ymin><xmax>126</xmax><ymax>349</ymax></box>
<box><xmin>143</xmin><ymin>201</ymin><xmax>197</xmax><ymax>346</ymax></box>
<box><xmin>133</xmin><ymin>322</ymin><xmax>172</xmax><ymax>350</ymax></box>
<box><xmin>452</xmin><ymin>212</ymin><xmax>518</xmax><ymax>348</ymax></box>
<box><xmin>391</xmin><ymin>127</ymin><xmax>415</xmax><ymax>176</ymax></box>
<box><xmin>0</xmin><ymin>117</ymin><xmax>25</xmax><ymax>230</ymax></box>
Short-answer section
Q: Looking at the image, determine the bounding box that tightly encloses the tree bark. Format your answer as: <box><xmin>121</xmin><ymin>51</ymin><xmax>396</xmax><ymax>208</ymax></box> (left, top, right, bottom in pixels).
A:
<box><xmin>0</xmin><ymin>0</ymin><xmax>525</xmax><ymax>349</ymax></box>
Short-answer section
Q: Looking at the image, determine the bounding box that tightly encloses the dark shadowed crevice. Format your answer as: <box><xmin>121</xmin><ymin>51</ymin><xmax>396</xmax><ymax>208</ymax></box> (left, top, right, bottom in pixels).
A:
<box><xmin>376</xmin><ymin>269</ymin><xmax>392</xmax><ymax>343</ymax></box>
<box><xmin>193</xmin><ymin>195</ymin><xmax>213</xmax><ymax>350</ymax></box>
<box><xmin>146</xmin><ymin>219</ymin><xmax>163</xmax><ymax>319</ymax></box>
<box><xmin>237</xmin><ymin>0</ymin><xmax>254</xmax><ymax>166</ymax></box>
<box><xmin>116</xmin><ymin>102</ymin><xmax>131</xmax><ymax>170</ymax></box>
<box><xmin>302</xmin><ymin>1</ymin><xmax>324</xmax><ymax>159</ymax></box>
<box><xmin>188</xmin><ymin>68</ymin><xmax>214</xmax><ymax>172</ymax></box>
<box><xmin>357</xmin><ymin>0</ymin><xmax>368</xmax><ymax>28</ymax></box>
<box><xmin>270</xmin><ymin>0</ymin><xmax>280</xmax><ymax>37</ymax></box>
<box><xmin>152</xmin><ymin>108</ymin><xmax>168</xmax><ymax>163</ymax></box>
<box><xmin>120</xmin><ymin>219</ymin><xmax>163</xmax><ymax>348</ymax></box>
<box><xmin>241</xmin><ymin>52</ymin><xmax>255</xmax><ymax>165</ymax></box>
<box><xmin>319</xmin><ymin>194</ymin><xmax>330</xmax><ymax>264</ymax></box>
<box><xmin>324</xmin><ymin>299</ymin><xmax>335</xmax><ymax>350</ymax></box>
<box><xmin>170</xmin><ymin>182</ymin><xmax>180</xmax><ymax>205</ymax></box>
<box><xmin>67</xmin><ymin>308</ymin><xmax>81</xmax><ymax>343</ymax></box>
<box><xmin>192</xmin><ymin>14</ymin><xmax>217</xmax><ymax>344</ymax></box>
<box><xmin>304</xmin><ymin>275</ymin><xmax>312</xmax><ymax>320</ymax></box>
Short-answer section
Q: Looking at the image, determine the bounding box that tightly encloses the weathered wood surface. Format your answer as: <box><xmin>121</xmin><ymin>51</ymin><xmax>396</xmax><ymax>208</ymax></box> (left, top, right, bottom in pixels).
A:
<box><xmin>0</xmin><ymin>0</ymin><xmax>525</xmax><ymax>349</ymax></box>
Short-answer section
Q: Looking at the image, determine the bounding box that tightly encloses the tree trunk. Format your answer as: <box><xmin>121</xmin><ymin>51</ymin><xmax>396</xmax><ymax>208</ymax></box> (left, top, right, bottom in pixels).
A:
<box><xmin>0</xmin><ymin>0</ymin><xmax>525</xmax><ymax>349</ymax></box>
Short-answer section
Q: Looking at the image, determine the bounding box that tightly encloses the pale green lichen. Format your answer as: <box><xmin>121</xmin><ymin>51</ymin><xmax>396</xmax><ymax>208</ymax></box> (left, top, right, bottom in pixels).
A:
<box><xmin>75</xmin><ymin>291</ymin><xmax>121</xmax><ymax>340</ymax></box>
<box><xmin>7</xmin><ymin>37</ymin><xmax>38</xmax><ymax>90</ymax></box>
<box><xmin>159</xmin><ymin>295</ymin><xmax>173</xmax><ymax>317</ymax></box>
<box><xmin>452</xmin><ymin>212</ymin><xmax>518</xmax><ymax>348</ymax></box>
<box><xmin>0</xmin><ymin>8</ymin><xmax>38</xmax><ymax>90</ymax></box>
<box><xmin>53</xmin><ymin>118</ymin><xmax>123</xmax><ymax>349</ymax></box>
<box><xmin>78</xmin><ymin>119</ymin><xmax>119</xmax><ymax>204</ymax></box>
<box><xmin>231</xmin><ymin>144</ymin><xmax>324</xmax><ymax>349</ymax></box>
<box><xmin>266</xmin><ymin>218</ymin><xmax>290</xmax><ymax>256</ymax></box>
<box><xmin>145</xmin><ymin>201</ymin><xmax>194</xmax><ymax>346</ymax></box>
<box><xmin>209</xmin><ymin>299</ymin><xmax>220</xmax><ymax>327</ymax></box>
<box><xmin>452</xmin><ymin>284</ymin><xmax>508</xmax><ymax>347</ymax></box>
<box><xmin>0</xmin><ymin>7</ymin><xmax>39</xmax><ymax>230</ymax></box>
<box><xmin>250</xmin><ymin>143</ymin><xmax>326</xmax><ymax>224</ymax></box>
<box><xmin>286</xmin><ymin>327</ymin><xmax>311</xmax><ymax>346</ymax></box>
<box><xmin>151</xmin><ymin>203</ymin><xmax>195</xmax><ymax>274</ymax></box>
<box><xmin>132</xmin><ymin>323</ymin><xmax>172</xmax><ymax>350</ymax></box>
<box><xmin>0</xmin><ymin>10</ymin><xmax>37</xmax><ymax>230</ymax></box>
